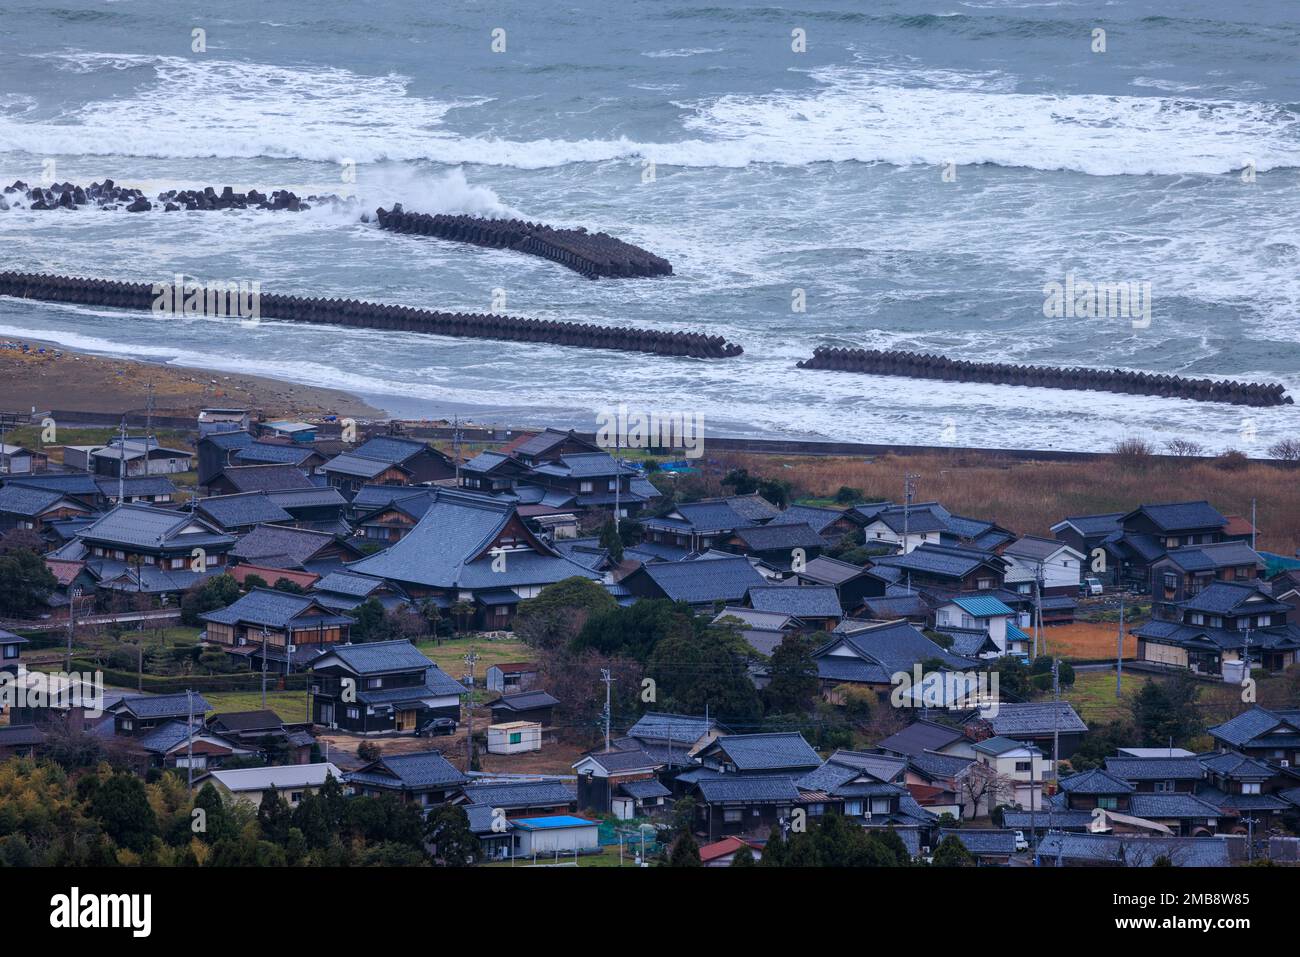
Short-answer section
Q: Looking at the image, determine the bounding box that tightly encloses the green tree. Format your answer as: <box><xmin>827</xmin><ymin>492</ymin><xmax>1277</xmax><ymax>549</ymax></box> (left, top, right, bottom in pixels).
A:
<box><xmin>762</xmin><ymin>633</ymin><xmax>820</xmax><ymax>715</ymax></box>
<box><xmin>668</xmin><ymin>831</ymin><xmax>702</xmax><ymax>866</ymax></box>
<box><xmin>514</xmin><ymin>576</ymin><xmax>616</xmax><ymax>650</ymax></box>
<box><xmin>273</xmin><ymin>578</ymin><xmax>307</xmax><ymax>594</ymax></box>
<box><xmin>1131</xmin><ymin>675</ymin><xmax>1200</xmax><ymax>747</ymax></box>
<box><xmin>731</xmin><ymin>845</ymin><xmax>757</xmax><ymax>867</ymax></box>
<box><xmin>89</xmin><ymin>773</ymin><xmax>157</xmax><ymax>853</ymax></box>
<box><xmin>598</xmin><ymin>520</ymin><xmax>625</xmax><ymax>563</ymax></box>
<box><xmin>350</xmin><ymin>598</ymin><xmax>388</xmax><ymax>642</ymax></box>
<box><xmin>648</xmin><ymin>618</ymin><xmax>762</xmax><ymax>722</ymax></box>
<box><xmin>180</xmin><ymin>573</ymin><xmax>240</xmax><ymax>626</ymax></box>
<box><xmin>424</xmin><ymin>804</ymin><xmax>481</xmax><ymax>866</ymax></box>
<box><xmin>0</xmin><ymin>548</ymin><xmax>58</xmax><ymax>617</ymax></box>
<box><xmin>931</xmin><ymin>834</ymin><xmax>975</xmax><ymax>867</ymax></box>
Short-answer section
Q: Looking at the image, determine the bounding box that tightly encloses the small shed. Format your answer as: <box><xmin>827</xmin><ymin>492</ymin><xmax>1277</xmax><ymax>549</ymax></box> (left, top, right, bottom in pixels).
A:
<box><xmin>489</xmin><ymin>690</ymin><xmax>558</xmax><ymax>726</ymax></box>
<box><xmin>488</xmin><ymin>721</ymin><xmax>543</xmax><ymax>755</ymax></box>
<box><xmin>511</xmin><ymin>815</ymin><xmax>600</xmax><ymax>856</ymax></box>
<box><xmin>485</xmin><ymin>661</ymin><xmax>539</xmax><ymax>694</ymax></box>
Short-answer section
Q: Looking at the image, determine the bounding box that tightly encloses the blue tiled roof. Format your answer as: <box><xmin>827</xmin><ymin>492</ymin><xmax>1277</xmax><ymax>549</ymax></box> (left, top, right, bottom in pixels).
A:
<box><xmin>950</xmin><ymin>595</ymin><xmax>1014</xmax><ymax>618</ymax></box>
<box><xmin>627</xmin><ymin>712</ymin><xmax>718</xmax><ymax>743</ymax></box>
<box><xmin>351</xmin><ymin>436</ymin><xmax>432</xmax><ymax>465</ymax></box>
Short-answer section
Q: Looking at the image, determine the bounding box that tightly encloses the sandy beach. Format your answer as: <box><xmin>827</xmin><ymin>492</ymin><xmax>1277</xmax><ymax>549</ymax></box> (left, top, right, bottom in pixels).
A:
<box><xmin>0</xmin><ymin>342</ymin><xmax>385</xmax><ymax>421</ymax></box>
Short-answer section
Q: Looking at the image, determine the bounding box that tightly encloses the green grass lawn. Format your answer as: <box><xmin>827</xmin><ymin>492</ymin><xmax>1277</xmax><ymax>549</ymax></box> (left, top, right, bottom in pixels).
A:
<box><xmin>415</xmin><ymin>635</ymin><xmax>531</xmax><ymax>676</ymax></box>
<box><xmin>203</xmin><ymin>690</ymin><xmax>312</xmax><ymax>723</ymax></box>
<box><xmin>1061</xmin><ymin>669</ymin><xmax>1149</xmax><ymax>724</ymax></box>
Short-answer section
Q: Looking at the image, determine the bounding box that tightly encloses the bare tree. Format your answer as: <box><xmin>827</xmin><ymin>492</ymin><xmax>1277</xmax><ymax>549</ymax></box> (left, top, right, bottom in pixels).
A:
<box><xmin>957</xmin><ymin>761</ymin><xmax>1016</xmax><ymax>819</ymax></box>
<box><xmin>1268</xmin><ymin>437</ymin><xmax>1300</xmax><ymax>464</ymax></box>
<box><xmin>1164</xmin><ymin>438</ymin><xmax>1205</xmax><ymax>457</ymax></box>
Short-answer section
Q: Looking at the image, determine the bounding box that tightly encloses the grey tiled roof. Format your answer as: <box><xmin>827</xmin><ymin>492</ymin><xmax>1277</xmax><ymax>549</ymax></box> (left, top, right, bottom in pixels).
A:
<box><xmin>1054</xmin><ymin>512</ymin><xmax>1123</xmax><ymax>535</ymax></box>
<box><xmin>311</xmin><ymin>639</ymin><xmax>438</xmax><ymax>675</ymax></box>
<box><xmin>747</xmin><ymin>584</ymin><xmax>842</xmax><ymax>618</ymax></box>
<box><xmin>1175</xmin><ymin>581</ymin><xmax>1283</xmax><ymax>615</ymax></box>
<box><xmin>461</xmin><ymin>779</ymin><xmax>575</xmax><ymax>809</ymax></box>
<box><xmin>313</xmin><ymin>571</ymin><xmax>386</xmax><ymax>598</ymax></box>
<box><xmin>200</xmin><ymin>588</ymin><xmax>352</xmax><ymax>629</ymax></box>
<box><xmin>1161</xmin><ymin>541</ymin><xmax>1263</xmax><ymax>573</ymax></box>
<box><xmin>874</xmin><ymin>543</ymin><xmax>1005</xmax><ymax>579</ymax></box>
<box><xmin>1198</xmin><ymin>751</ymin><xmax>1274</xmax><ymax>779</ymax></box>
<box><xmin>463</xmin><ymin>803</ymin><xmax>512</xmax><ymax>834</ymax></box>
<box><xmin>982</xmin><ymin>702</ymin><xmax>1088</xmax><ymax>737</ymax></box>
<box><xmin>323</xmin><ymin>452</ymin><xmax>407</xmax><ymax>479</ymax></box>
<box><xmin>1208</xmin><ymin>706</ymin><xmax>1300</xmax><ymax>748</ymax></box>
<box><xmin>1001</xmin><ymin>809</ymin><xmax>1095</xmax><ymax>830</ymax></box>
<box><xmin>351</xmin><ymin>435</ymin><xmax>432</xmax><ymax>465</ymax></box>
<box><xmin>908</xmin><ymin>750</ymin><xmax>975</xmax><ymax>780</ymax></box>
<box><xmin>815</xmin><ymin>620</ymin><xmax>978</xmax><ymax>682</ymax></box>
<box><xmin>491</xmin><ymin>690</ymin><xmax>559</xmax><ymax>712</ymax></box>
<box><xmin>707</xmin><ymin>732</ymin><xmax>821</xmax><ymax>771</ymax></box>
<box><xmin>695</xmin><ymin>775</ymin><xmax>802</xmax><ymax>803</ymax></box>
<box><xmin>937</xmin><ymin>828</ymin><xmax>1018</xmax><ymax>856</ymax></box>
<box><xmin>347</xmin><ymin>489</ymin><xmax>596</xmax><ymax>589</ymax></box>
<box><xmin>620</xmin><ymin>779</ymin><xmax>671</xmax><ymax>800</ymax></box>
<box><xmin>769</xmin><ymin>505</ymin><xmax>850</xmax><ymax>535</ymax></box>
<box><xmin>0</xmin><ymin>484</ymin><xmax>67</xmax><ymax>516</ymax></box>
<box><xmin>1124</xmin><ymin>501</ymin><xmax>1227</xmax><ymax>532</ymax></box>
<box><xmin>349</xmin><ymin>751</ymin><xmax>467</xmax><ymax>790</ymax></box>
<box><xmin>1058</xmin><ymin>768</ymin><xmax>1135</xmax><ymax>794</ymax></box>
<box><xmin>220</xmin><ymin>465</ymin><xmax>316</xmax><ymax>493</ymax></box>
<box><xmin>116</xmin><ymin>692</ymin><xmax>212</xmax><ymax>719</ymax></box>
<box><xmin>627</xmin><ymin>712</ymin><xmax>718</xmax><ymax>743</ymax></box>
<box><xmin>1036</xmin><ymin>832</ymin><xmax>1235</xmax><ymax>866</ymax></box>
<box><xmin>633</xmin><ymin>556</ymin><xmax>767</xmax><ymax>604</ymax></box>
<box><xmin>231</xmin><ymin>524</ymin><xmax>341</xmax><ymax>568</ymax></box>
<box><xmin>1128</xmin><ymin>793</ymin><xmax>1225</xmax><ymax>819</ymax></box>
<box><xmin>196</xmin><ymin>492</ymin><xmax>294</xmax><ymax>528</ymax></box>
<box><xmin>80</xmin><ymin>503</ymin><xmax>233</xmax><ymax>550</ymax></box>
<box><xmin>233</xmin><ymin>442</ymin><xmax>318</xmax><ymax>466</ymax></box>
<box><xmin>733</xmin><ymin>522</ymin><xmax>827</xmax><ymax>552</ymax></box>
<box><xmin>1104</xmin><ymin>756</ymin><xmax>1205</xmax><ymax>782</ymax></box>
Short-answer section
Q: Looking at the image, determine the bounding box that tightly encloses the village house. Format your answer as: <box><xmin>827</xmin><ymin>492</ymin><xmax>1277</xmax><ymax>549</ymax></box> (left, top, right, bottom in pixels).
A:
<box><xmin>231</xmin><ymin>441</ymin><xmax>328</xmax><ymax>472</ymax></box>
<box><xmin>345</xmin><ymin>488</ymin><xmax>600</xmax><ymax>630</ymax></box>
<box><xmin>308</xmin><ymin>640</ymin><xmax>464</xmax><ymax>735</ymax></box>
<box><xmin>936</xmin><ymin>828</ymin><xmax>1019</xmax><ymax>865</ymax></box>
<box><xmin>345</xmin><ymin>751</ymin><xmax>467</xmax><ymax>808</ymax></box>
<box><xmin>933</xmin><ymin>594</ymin><xmax>1030</xmax><ymax>658</ymax></box>
<box><xmin>573</xmin><ymin>748</ymin><xmax>667</xmax><ymax>816</ymax></box>
<box><xmin>0</xmin><ymin>443</ymin><xmax>49</xmax><ymax>475</ymax></box>
<box><xmin>230</xmin><ymin>524</ymin><xmax>366</xmax><ymax>575</ymax></box>
<box><xmin>310</xmin><ymin>571</ymin><xmax>411</xmax><ymax>613</ymax></box>
<box><xmin>723</xmin><ymin>521</ymin><xmax>826</xmax><ymax>569</ymax></box>
<box><xmin>970</xmin><ymin>736</ymin><xmax>1049</xmax><ymax>812</ymax></box>
<box><xmin>484</xmin><ymin>661</ymin><xmax>540</xmax><ymax>694</ymax></box>
<box><xmin>206</xmin><ymin>710</ymin><xmax>316</xmax><ymax>764</ymax></box>
<box><xmin>612</xmin><ymin>712</ymin><xmax>725</xmax><ymax>771</ymax></box>
<box><xmin>870</xmin><ymin>543</ymin><xmax>1008</xmax><ymax>597</ymax></box>
<box><xmin>96</xmin><ymin>475</ymin><xmax>178</xmax><ymax>507</ymax></box>
<box><xmin>200</xmin><ymin>588</ymin><xmax>354</xmax><ymax>670</ymax></box>
<box><xmin>712</xmin><ymin>606</ymin><xmax>805</xmax><ymax>656</ymax></box>
<box><xmin>70</xmin><ymin>437</ymin><xmax>191</xmax><ymax>477</ymax></box>
<box><xmin>132</xmin><ymin>720</ymin><xmax>257</xmax><ymax>774</ymax></box>
<box><xmin>1134</xmin><ymin>580</ymin><xmax>1299</xmax><ymax>680</ymax></box>
<box><xmin>0</xmin><ymin>483</ymin><xmax>93</xmax><ymax>534</ymax></box>
<box><xmin>0</xmin><ymin>628</ymin><xmax>28</xmax><ymax>676</ymax></box>
<box><xmin>489</xmin><ymin>690</ymin><xmax>558</xmax><ymax>726</ymax></box>
<box><xmin>1196</xmin><ymin>751</ymin><xmax>1292</xmax><ymax>831</ymax></box>
<box><xmin>198</xmin><ymin>763</ymin><xmax>344</xmax><ymax>808</ymax></box>
<box><xmin>194</xmin><ymin>491</ymin><xmax>295</xmax><ymax>533</ymax></box>
<box><xmin>1207</xmin><ymin>705</ymin><xmax>1300</xmax><ymax>768</ymax></box>
<box><xmin>1001</xmin><ymin>535</ymin><xmax>1084</xmax><ymax>597</ymax></box>
<box><xmin>638</xmin><ymin>498</ymin><xmax>762</xmax><ymax>554</ymax></box>
<box><xmin>618</xmin><ymin>556</ymin><xmax>768</xmax><ymax>609</ymax></box>
<box><xmin>745</xmin><ymin>584</ymin><xmax>842</xmax><ymax>632</ymax></box>
<box><xmin>811</xmin><ymin>619</ymin><xmax>980</xmax><ymax>701</ymax></box>
<box><xmin>457</xmin><ymin>779</ymin><xmax>577</xmax><ymax>818</ymax></box>
<box><xmin>1150</xmin><ymin>541</ymin><xmax>1265</xmax><ymax>614</ymax></box>
<box><xmin>107</xmin><ymin>693</ymin><xmax>212</xmax><ymax>738</ymax></box>
<box><xmin>964</xmin><ymin>702</ymin><xmax>1088</xmax><ymax>759</ymax></box>
<box><xmin>351</xmin><ymin>488</ymin><xmax>437</xmax><ymax>544</ymax></box>
<box><xmin>1034</xmin><ymin>832</ymin><xmax>1239</xmax><ymax>867</ymax></box>
<box><xmin>1100</xmin><ymin>500</ymin><xmax>1231</xmax><ymax>590</ymax></box>
<box><xmin>206</xmin><ymin>464</ymin><xmax>316</xmax><ymax>496</ymax></box>
<box><xmin>197</xmin><ymin>408</ymin><xmax>251</xmax><ymax>436</ymax></box>
<box><xmin>768</xmin><ymin>504</ymin><xmax>865</xmax><ymax>543</ymax></box>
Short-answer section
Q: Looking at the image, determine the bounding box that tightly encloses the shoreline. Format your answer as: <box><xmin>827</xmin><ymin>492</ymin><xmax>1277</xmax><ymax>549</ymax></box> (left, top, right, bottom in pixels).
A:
<box><xmin>0</xmin><ymin>338</ymin><xmax>385</xmax><ymax>422</ymax></box>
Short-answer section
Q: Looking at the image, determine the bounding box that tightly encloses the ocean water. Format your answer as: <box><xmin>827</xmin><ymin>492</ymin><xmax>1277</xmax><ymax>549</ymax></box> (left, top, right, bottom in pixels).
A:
<box><xmin>1</xmin><ymin>0</ymin><xmax>1299</xmax><ymax>452</ymax></box>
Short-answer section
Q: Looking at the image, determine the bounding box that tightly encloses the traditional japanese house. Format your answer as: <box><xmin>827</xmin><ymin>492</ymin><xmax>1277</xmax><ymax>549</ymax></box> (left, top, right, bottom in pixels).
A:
<box><xmin>308</xmin><ymin>640</ymin><xmax>464</xmax><ymax>734</ymax></box>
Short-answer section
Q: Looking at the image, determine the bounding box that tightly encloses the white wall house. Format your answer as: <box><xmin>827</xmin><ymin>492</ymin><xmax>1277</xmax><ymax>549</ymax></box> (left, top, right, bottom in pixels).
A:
<box><xmin>1002</xmin><ymin>537</ymin><xmax>1084</xmax><ymax>596</ymax></box>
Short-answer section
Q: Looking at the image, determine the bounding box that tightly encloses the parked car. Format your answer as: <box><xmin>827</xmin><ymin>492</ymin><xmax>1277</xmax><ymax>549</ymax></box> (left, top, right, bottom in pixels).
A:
<box><xmin>1081</xmin><ymin>577</ymin><xmax>1104</xmax><ymax>596</ymax></box>
<box><xmin>1013</xmin><ymin>830</ymin><xmax>1029</xmax><ymax>852</ymax></box>
<box><xmin>415</xmin><ymin>717</ymin><xmax>458</xmax><ymax>737</ymax></box>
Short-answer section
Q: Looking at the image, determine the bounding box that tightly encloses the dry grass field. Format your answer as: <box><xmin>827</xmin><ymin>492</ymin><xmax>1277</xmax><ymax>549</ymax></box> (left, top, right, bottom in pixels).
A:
<box><xmin>1039</xmin><ymin>621</ymin><xmax>1136</xmax><ymax>661</ymax></box>
<box><xmin>703</xmin><ymin>449</ymin><xmax>1300</xmax><ymax>554</ymax></box>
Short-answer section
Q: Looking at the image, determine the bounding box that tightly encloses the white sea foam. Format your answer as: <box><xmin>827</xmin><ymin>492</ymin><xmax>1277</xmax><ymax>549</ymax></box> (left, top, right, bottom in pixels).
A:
<box><xmin>5</xmin><ymin>54</ymin><xmax>1297</xmax><ymax>176</ymax></box>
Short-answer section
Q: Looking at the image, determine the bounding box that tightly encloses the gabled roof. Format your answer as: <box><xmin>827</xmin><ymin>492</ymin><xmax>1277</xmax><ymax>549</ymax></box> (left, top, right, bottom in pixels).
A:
<box><xmin>1128</xmin><ymin>792</ymin><xmax>1224</xmax><ymax>819</ymax></box>
<box><xmin>747</xmin><ymin>584</ymin><xmax>842</xmax><ymax>619</ymax></box>
<box><xmin>797</xmin><ymin>555</ymin><xmax>875</xmax><ymax>586</ymax></box>
<box><xmin>946</xmin><ymin>594</ymin><xmax>1015</xmax><ymax>618</ymax></box>
<box><xmin>350</xmin><ymin>435</ymin><xmax>444</xmax><ymax>466</ymax></box>
<box><xmin>79</xmin><ymin>503</ymin><xmax>233</xmax><ymax>551</ymax></box>
<box><xmin>977</xmin><ymin>702</ymin><xmax>1088</xmax><ymax>737</ymax></box>
<box><xmin>322</xmin><ymin>452</ymin><xmax>412</xmax><ymax>479</ymax></box>
<box><xmin>1176</xmin><ymin>580</ymin><xmax>1285</xmax><ymax>615</ymax></box>
<box><xmin>702</xmin><ymin>732</ymin><xmax>820</xmax><ymax>771</ymax></box>
<box><xmin>1003</xmin><ymin>535</ymin><xmax>1079</xmax><ymax>562</ymax></box>
<box><xmin>1208</xmin><ymin>706</ymin><xmax>1300</xmax><ymax>748</ymax></box>
<box><xmin>971</xmin><ymin>735</ymin><xmax>1042</xmax><ymax>757</ymax></box>
<box><xmin>1104</xmin><ymin>756</ymin><xmax>1205</xmax><ymax>781</ymax></box>
<box><xmin>195</xmin><ymin>492</ymin><xmax>294</xmax><ymax>528</ymax></box>
<box><xmin>629</xmin><ymin>556</ymin><xmax>766</xmax><ymax>604</ymax></box>
<box><xmin>233</xmin><ymin>442</ymin><xmax>319</xmax><ymax>466</ymax></box>
<box><xmin>309</xmin><ymin>639</ymin><xmax>441</xmax><ymax>676</ymax></box>
<box><xmin>873</xmin><ymin>543</ymin><xmax>1006</xmax><ymax>580</ymax></box>
<box><xmin>200</xmin><ymin>588</ymin><xmax>353</xmax><ymax>630</ymax></box>
<box><xmin>694</xmin><ymin>775</ymin><xmax>803</xmax><ymax>803</ymax></box>
<box><xmin>1058</xmin><ymin>767</ymin><xmax>1135</xmax><ymax>794</ymax></box>
<box><xmin>814</xmin><ymin>619</ymin><xmax>978</xmax><ymax>684</ymax></box>
<box><xmin>769</xmin><ymin>504</ymin><xmax>853</xmax><ymax>535</ymax></box>
<box><xmin>575</xmin><ymin>748</ymin><xmax>663</xmax><ymax>774</ymax></box>
<box><xmin>936</xmin><ymin>828</ymin><xmax>1017</xmax><ymax>856</ymax></box>
<box><xmin>642</xmin><ymin>499</ymin><xmax>753</xmax><ymax>534</ymax></box>
<box><xmin>347</xmin><ymin>751</ymin><xmax>466</xmax><ymax>791</ymax></box>
<box><xmin>346</xmin><ymin>489</ymin><xmax>596</xmax><ymax>590</ymax></box>
<box><xmin>231</xmin><ymin>524</ymin><xmax>353</xmax><ymax>568</ymax></box>
<box><xmin>1199</xmin><ymin>750</ymin><xmax>1275</xmax><ymax>780</ymax></box>
<box><xmin>1051</xmin><ymin>512</ymin><xmax>1124</xmax><ymax>536</ymax></box>
<box><xmin>491</xmin><ymin>690</ymin><xmax>559</xmax><ymax>712</ymax></box>
<box><xmin>206</xmin><ymin>762</ymin><xmax>342</xmax><ymax>792</ymax></box>
<box><xmin>208</xmin><ymin>710</ymin><xmax>284</xmax><ymax>733</ymax></box>
<box><xmin>461</xmin><ymin>779</ymin><xmax>575</xmax><ymax>809</ymax></box>
<box><xmin>218</xmin><ymin>464</ymin><xmax>316</xmax><ymax>493</ymax></box>
<box><xmin>0</xmin><ymin>484</ymin><xmax>80</xmax><ymax>517</ymax></box>
<box><xmin>1159</xmin><ymin>541</ymin><xmax>1263</xmax><ymax>573</ymax></box>
<box><xmin>723</xmin><ymin>494</ymin><xmax>781</xmax><ymax>522</ymax></box>
<box><xmin>878</xmin><ymin>719</ymin><xmax>967</xmax><ymax>757</ymax></box>
<box><xmin>732</xmin><ymin>521</ymin><xmax>826</xmax><ymax>552</ymax></box>
<box><xmin>1121</xmin><ymin>501</ymin><xmax>1227</xmax><ymax>532</ymax></box>
<box><xmin>313</xmin><ymin>571</ymin><xmax>390</xmax><ymax>598</ymax></box>
<box><xmin>627</xmin><ymin>712</ymin><xmax>720</xmax><ymax>743</ymax></box>
<box><xmin>113</xmin><ymin>692</ymin><xmax>212</xmax><ymax>719</ymax></box>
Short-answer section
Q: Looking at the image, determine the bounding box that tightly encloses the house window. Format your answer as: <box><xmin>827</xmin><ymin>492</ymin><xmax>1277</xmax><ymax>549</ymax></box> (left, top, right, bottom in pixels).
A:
<box><xmin>976</xmin><ymin>578</ymin><xmax>993</xmax><ymax>590</ymax></box>
<box><xmin>367</xmin><ymin>678</ymin><xmax>384</xmax><ymax>689</ymax></box>
<box><xmin>1097</xmin><ymin>797</ymin><xmax>1118</xmax><ymax>810</ymax></box>
<box><xmin>290</xmin><ymin>791</ymin><xmax>304</xmax><ymax>804</ymax></box>
<box><xmin>845</xmin><ymin>800</ymin><xmax>863</xmax><ymax>816</ymax></box>
<box><xmin>1190</xmin><ymin>613</ymin><xmax>1204</xmax><ymax>626</ymax></box>
<box><xmin>579</xmin><ymin>481</ymin><xmax>593</xmax><ymax>493</ymax></box>
<box><xmin>1154</xmin><ymin>780</ymin><xmax>1176</xmax><ymax>792</ymax></box>
<box><xmin>2</xmin><ymin>645</ymin><xmax>18</xmax><ymax>660</ymax></box>
<box><xmin>869</xmin><ymin>798</ymin><xmax>891</xmax><ymax>815</ymax></box>
<box><xmin>1163</xmin><ymin>573</ymin><xmax>1178</xmax><ymax>592</ymax></box>
<box><xmin>509</xmin><ymin>732</ymin><xmax>522</xmax><ymax>745</ymax></box>
<box><xmin>1015</xmin><ymin>761</ymin><xmax>1032</xmax><ymax>773</ymax></box>
<box><xmin>723</xmin><ymin>809</ymin><xmax>743</xmax><ymax>823</ymax></box>
<box><xmin>345</xmin><ymin>707</ymin><xmax>360</xmax><ymax>720</ymax></box>
<box><xmin>1242</xmin><ymin>782</ymin><xmax>1261</xmax><ymax>795</ymax></box>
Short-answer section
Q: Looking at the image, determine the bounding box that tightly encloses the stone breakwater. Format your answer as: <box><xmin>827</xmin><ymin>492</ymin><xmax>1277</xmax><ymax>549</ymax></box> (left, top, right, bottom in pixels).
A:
<box><xmin>0</xmin><ymin>272</ymin><xmax>742</xmax><ymax>359</ymax></box>
<box><xmin>796</xmin><ymin>347</ymin><xmax>1292</xmax><ymax>407</ymax></box>
<box><xmin>1</xmin><ymin>180</ymin><xmax>345</xmax><ymax>213</ymax></box>
<box><xmin>372</xmin><ymin>204</ymin><xmax>673</xmax><ymax>279</ymax></box>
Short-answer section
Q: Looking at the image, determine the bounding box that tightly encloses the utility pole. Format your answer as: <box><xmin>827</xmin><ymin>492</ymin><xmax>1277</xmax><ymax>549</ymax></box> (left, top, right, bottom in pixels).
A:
<box><xmin>600</xmin><ymin>668</ymin><xmax>614</xmax><ymax>751</ymax></box>
<box><xmin>66</xmin><ymin>586</ymin><xmax>80</xmax><ymax>670</ymax></box>
<box><xmin>143</xmin><ymin>381</ymin><xmax>154</xmax><ymax>478</ymax></box>
<box><xmin>452</xmin><ymin>415</ymin><xmax>463</xmax><ymax>486</ymax></box>
<box><xmin>118</xmin><ymin>417</ymin><xmax>127</xmax><ymax>504</ymax></box>
<box><xmin>613</xmin><ymin>427</ymin><xmax>621</xmax><ymax>535</ymax></box>
<box><xmin>1250</xmin><ymin>498</ymin><xmax>1257</xmax><ymax>551</ymax></box>
<box><xmin>1032</xmin><ymin>559</ymin><xmax>1044</xmax><ymax>660</ymax></box>
<box><xmin>464</xmin><ymin>648</ymin><xmax>479</xmax><ymax>771</ymax></box>
<box><xmin>186</xmin><ymin>688</ymin><xmax>195</xmax><ymax>790</ymax></box>
<box><xmin>260</xmin><ymin>626</ymin><xmax>269</xmax><ymax>709</ymax></box>
<box><xmin>902</xmin><ymin>473</ymin><xmax>918</xmax><ymax>592</ymax></box>
<box><xmin>1116</xmin><ymin>593</ymin><xmax>1125</xmax><ymax>699</ymax></box>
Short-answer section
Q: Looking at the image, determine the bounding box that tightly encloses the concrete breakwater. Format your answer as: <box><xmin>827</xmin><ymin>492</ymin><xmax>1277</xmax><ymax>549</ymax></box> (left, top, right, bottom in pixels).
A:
<box><xmin>0</xmin><ymin>272</ymin><xmax>742</xmax><ymax>359</ymax></box>
<box><xmin>2</xmin><ymin>179</ymin><xmax>342</xmax><ymax>213</ymax></box>
<box><xmin>796</xmin><ymin>347</ymin><xmax>1292</xmax><ymax>407</ymax></box>
<box><xmin>372</xmin><ymin>204</ymin><xmax>672</xmax><ymax>279</ymax></box>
